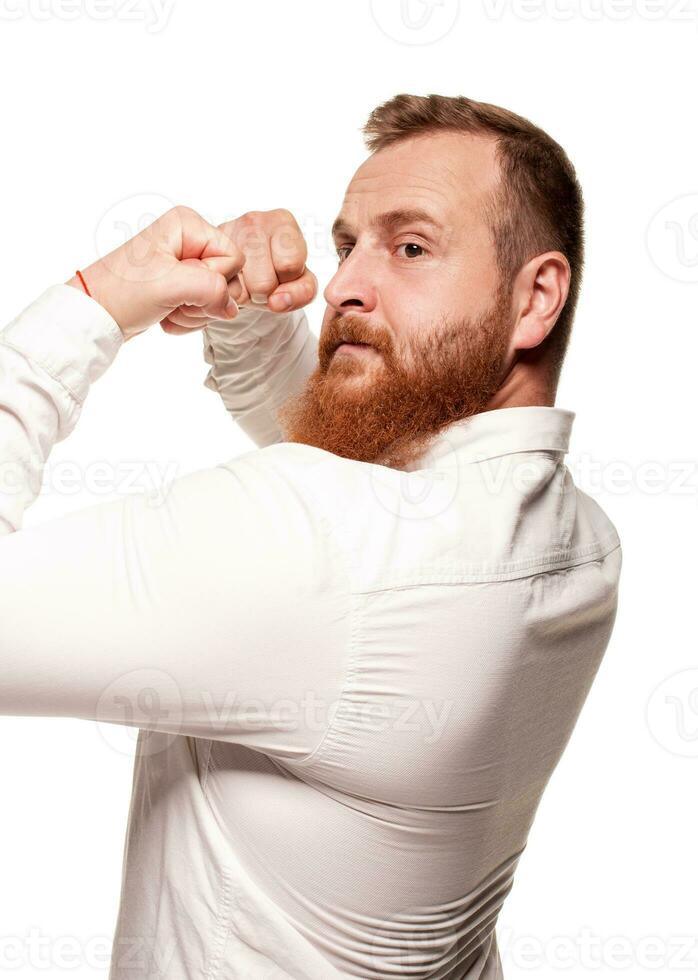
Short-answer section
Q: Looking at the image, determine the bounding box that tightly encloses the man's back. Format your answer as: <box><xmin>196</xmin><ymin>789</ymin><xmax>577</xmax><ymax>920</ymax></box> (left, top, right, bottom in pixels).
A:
<box><xmin>111</xmin><ymin>401</ymin><xmax>621</xmax><ymax>978</ymax></box>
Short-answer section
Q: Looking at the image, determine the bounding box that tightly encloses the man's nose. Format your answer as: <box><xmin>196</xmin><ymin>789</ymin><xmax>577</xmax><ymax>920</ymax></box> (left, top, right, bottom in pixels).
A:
<box><xmin>323</xmin><ymin>248</ymin><xmax>379</xmax><ymax>314</ymax></box>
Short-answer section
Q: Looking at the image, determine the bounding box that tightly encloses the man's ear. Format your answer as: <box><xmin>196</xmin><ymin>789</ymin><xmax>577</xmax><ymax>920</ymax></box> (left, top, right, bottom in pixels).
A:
<box><xmin>506</xmin><ymin>251</ymin><xmax>570</xmax><ymax>359</ymax></box>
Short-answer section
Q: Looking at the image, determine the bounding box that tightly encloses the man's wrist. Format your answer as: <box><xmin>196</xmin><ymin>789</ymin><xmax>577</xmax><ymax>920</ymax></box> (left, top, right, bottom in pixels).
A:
<box><xmin>66</xmin><ymin>263</ymin><xmax>131</xmax><ymax>341</ymax></box>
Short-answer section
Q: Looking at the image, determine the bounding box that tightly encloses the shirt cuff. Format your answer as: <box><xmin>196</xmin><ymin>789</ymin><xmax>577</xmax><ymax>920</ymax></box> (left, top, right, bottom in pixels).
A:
<box><xmin>203</xmin><ymin>306</ymin><xmax>304</xmax><ymax>347</ymax></box>
<box><xmin>0</xmin><ymin>282</ymin><xmax>124</xmax><ymax>404</ymax></box>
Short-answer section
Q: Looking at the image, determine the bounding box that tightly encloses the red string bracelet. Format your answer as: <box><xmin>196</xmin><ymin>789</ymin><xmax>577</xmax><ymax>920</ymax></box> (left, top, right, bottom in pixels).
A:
<box><xmin>75</xmin><ymin>269</ymin><xmax>92</xmax><ymax>298</ymax></box>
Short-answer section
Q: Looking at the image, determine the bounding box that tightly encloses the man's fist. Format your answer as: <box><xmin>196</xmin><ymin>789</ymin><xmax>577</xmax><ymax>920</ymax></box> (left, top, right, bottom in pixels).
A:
<box><xmin>67</xmin><ymin>206</ymin><xmax>245</xmax><ymax>342</ymax></box>
<box><xmin>160</xmin><ymin>208</ymin><xmax>318</xmax><ymax>336</ymax></box>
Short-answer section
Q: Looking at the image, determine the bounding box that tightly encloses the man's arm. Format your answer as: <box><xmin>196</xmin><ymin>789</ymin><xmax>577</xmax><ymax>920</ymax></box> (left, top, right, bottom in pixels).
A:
<box><xmin>0</xmin><ymin>208</ymin><xmax>349</xmax><ymax>757</ymax></box>
<box><xmin>201</xmin><ymin>305</ymin><xmax>318</xmax><ymax>448</ymax></box>
<box><xmin>0</xmin><ymin>205</ymin><xmax>241</xmax><ymax>535</ymax></box>
<box><xmin>161</xmin><ymin>208</ymin><xmax>320</xmax><ymax>448</ymax></box>
<box><xmin>0</xmin><ymin>284</ymin><xmax>123</xmax><ymax>534</ymax></box>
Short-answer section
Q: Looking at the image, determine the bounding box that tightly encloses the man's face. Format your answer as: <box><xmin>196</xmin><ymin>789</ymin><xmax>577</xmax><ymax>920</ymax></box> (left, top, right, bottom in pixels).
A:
<box><xmin>276</xmin><ymin>131</ymin><xmax>514</xmax><ymax>469</ymax></box>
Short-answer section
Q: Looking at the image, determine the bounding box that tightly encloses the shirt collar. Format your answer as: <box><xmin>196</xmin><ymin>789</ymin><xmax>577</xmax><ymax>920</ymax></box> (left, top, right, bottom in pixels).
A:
<box><xmin>402</xmin><ymin>405</ymin><xmax>576</xmax><ymax>470</ymax></box>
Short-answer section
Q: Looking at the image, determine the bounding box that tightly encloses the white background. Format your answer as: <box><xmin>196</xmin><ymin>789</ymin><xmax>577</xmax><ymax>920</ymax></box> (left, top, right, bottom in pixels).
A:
<box><xmin>0</xmin><ymin>1</ymin><xmax>696</xmax><ymax>977</ymax></box>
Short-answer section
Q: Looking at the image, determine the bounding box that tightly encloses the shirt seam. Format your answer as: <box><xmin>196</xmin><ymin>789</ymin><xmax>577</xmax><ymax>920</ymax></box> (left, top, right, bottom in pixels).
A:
<box><xmin>289</xmin><ymin>586</ymin><xmax>363</xmax><ymax>770</ymax></box>
<box><xmin>200</xmin><ymin>738</ymin><xmax>215</xmax><ymax>794</ymax></box>
<box><xmin>280</xmin><ymin>478</ymin><xmax>360</xmax><ymax>772</ymax></box>
<box><xmin>203</xmin><ymin>864</ymin><xmax>233</xmax><ymax>980</ymax></box>
<box><xmin>350</xmin><ymin>541</ymin><xmax>622</xmax><ymax>596</ymax></box>
<box><xmin>348</xmin><ymin>535</ymin><xmax>621</xmax><ymax>594</ymax></box>
<box><xmin>289</xmin><ymin>541</ymin><xmax>621</xmax><ymax>773</ymax></box>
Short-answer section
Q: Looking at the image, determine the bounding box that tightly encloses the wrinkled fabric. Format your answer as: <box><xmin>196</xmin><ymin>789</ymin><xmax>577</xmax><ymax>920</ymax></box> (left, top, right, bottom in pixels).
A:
<box><xmin>0</xmin><ymin>288</ymin><xmax>622</xmax><ymax>978</ymax></box>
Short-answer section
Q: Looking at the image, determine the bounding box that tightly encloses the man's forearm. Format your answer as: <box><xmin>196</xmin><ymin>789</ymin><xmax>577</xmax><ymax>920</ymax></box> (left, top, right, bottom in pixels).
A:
<box><xmin>0</xmin><ymin>284</ymin><xmax>123</xmax><ymax>534</ymax></box>
<box><xmin>202</xmin><ymin>306</ymin><xmax>318</xmax><ymax>448</ymax></box>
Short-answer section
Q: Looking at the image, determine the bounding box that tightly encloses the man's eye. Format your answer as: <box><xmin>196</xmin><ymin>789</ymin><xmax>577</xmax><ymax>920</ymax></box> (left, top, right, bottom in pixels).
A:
<box><xmin>335</xmin><ymin>242</ymin><xmax>427</xmax><ymax>263</ymax></box>
<box><xmin>396</xmin><ymin>242</ymin><xmax>427</xmax><ymax>259</ymax></box>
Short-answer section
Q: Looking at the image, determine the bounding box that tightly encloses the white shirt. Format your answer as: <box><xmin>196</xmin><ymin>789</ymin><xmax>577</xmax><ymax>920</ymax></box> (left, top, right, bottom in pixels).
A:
<box><xmin>0</xmin><ymin>283</ymin><xmax>622</xmax><ymax>979</ymax></box>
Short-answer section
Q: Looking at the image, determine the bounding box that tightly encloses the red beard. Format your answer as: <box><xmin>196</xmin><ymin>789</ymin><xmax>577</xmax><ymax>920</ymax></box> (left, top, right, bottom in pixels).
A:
<box><xmin>275</xmin><ymin>283</ymin><xmax>512</xmax><ymax>470</ymax></box>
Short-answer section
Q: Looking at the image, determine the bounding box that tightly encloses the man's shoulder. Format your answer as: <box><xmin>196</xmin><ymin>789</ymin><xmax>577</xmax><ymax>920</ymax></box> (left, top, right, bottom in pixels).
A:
<box><xmin>217</xmin><ymin>442</ymin><xmax>621</xmax><ymax>592</ymax></box>
<box><xmin>217</xmin><ymin>439</ymin><xmax>359</xmax><ymax>494</ymax></box>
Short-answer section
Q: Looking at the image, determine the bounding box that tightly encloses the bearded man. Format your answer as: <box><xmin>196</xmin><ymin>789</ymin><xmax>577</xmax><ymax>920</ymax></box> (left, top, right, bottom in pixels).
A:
<box><xmin>0</xmin><ymin>93</ymin><xmax>621</xmax><ymax>979</ymax></box>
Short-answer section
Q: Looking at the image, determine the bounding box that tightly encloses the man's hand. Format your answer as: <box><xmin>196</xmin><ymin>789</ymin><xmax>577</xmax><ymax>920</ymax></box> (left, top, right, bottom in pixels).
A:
<box><xmin>66</xmin><ymin>206</ymin><xmax>245</xmax><ymax>342</ymax></box>
<box><xmin>160</xmin><ymin>208</ymin><xmax>318</xmax><ymax>336</ymax></box>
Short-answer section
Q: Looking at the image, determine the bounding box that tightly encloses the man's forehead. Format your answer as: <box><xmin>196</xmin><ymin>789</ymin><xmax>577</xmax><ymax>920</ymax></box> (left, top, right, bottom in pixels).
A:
<box><xmin>335</xmin><ymin>132</ymin><xmax>500</xmax><ymax>233</ymax></box>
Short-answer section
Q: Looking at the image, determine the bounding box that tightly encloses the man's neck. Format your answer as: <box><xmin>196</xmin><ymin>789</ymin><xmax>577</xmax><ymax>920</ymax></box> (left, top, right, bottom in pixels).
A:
<box><xmin>483</xmin><ymin>359</ymin><xmax>556</xmax><ymax>412</ymax></box>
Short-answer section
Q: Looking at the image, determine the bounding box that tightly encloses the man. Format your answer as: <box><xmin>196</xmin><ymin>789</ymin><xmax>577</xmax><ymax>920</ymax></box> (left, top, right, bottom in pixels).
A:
<box><xmin>0</xmin><ymin>93</ymin><xmax>621</xmax><ymax>979</ymax></box>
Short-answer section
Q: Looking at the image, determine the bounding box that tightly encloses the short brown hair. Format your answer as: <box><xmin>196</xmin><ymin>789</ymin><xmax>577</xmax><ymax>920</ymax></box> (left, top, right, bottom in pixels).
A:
<box><xmin>361</xmin><ymin>93</ymin><xmax>585</xmax><ymax>384</ymax></box>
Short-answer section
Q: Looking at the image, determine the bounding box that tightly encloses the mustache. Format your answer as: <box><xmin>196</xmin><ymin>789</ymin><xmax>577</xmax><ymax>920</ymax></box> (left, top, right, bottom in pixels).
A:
<box><xmin>320</xmin><ymin>315</ymin><xmax>392</xmax><ymax>356</ymax></box>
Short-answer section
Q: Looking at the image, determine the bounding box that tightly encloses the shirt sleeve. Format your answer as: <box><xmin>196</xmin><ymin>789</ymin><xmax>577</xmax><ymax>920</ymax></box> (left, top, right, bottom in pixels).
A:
<box><xmin>0</xmin><ymin>286</ymin><xmax>350</xmax><ymax>760</ymax></box>
<box><xmin>201</xmin><ymin>306</ymin><xmax>318</xmax><ymax>448</ymax></box>
<box><xmin>0</xmin><ymin>283</ymin><xmax>124</xmax><ymax>534</ymax></box>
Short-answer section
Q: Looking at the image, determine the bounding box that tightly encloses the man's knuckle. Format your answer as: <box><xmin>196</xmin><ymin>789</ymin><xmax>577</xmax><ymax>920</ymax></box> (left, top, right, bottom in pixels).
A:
<box><xmin>172</xmin><ymin>204</ymin><xmax>197</xmax><ymax>220</ymax></box>
<box><xmin>274</xmin><ymin>253</ymin><xmax>303</xmax><ymax>275</ymax></box>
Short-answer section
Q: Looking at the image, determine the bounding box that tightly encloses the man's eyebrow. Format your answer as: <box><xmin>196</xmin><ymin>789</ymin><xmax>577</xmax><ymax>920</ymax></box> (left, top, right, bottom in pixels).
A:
<box><xmin>331</xmin><ymin>207</ymin><xmax>444</xmax><ymax>241</ymax></box>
